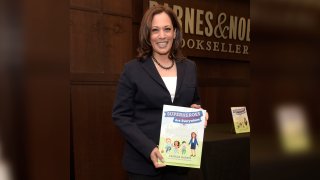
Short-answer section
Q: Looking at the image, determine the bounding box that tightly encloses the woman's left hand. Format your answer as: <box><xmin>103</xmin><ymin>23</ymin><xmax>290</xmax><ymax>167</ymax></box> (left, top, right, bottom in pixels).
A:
<box><xmin>191</xmin><ymin>104</ymin><xmax>209</xmax><ymax>128</ymax></box>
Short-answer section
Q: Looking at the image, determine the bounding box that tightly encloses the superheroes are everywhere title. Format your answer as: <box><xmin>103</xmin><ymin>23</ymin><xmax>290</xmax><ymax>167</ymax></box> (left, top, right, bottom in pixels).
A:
<box><xmin>165</xmin><ymin>111</ymin><xmax>203</xmax><ymax>124</ymax></box>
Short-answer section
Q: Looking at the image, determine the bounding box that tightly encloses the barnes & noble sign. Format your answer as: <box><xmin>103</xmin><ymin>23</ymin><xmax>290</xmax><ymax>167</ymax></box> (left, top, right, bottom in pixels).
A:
<box><xmin>144</xmin><ymin>0</ymin><xmax>250</xmax><ymax>61</ymax></box>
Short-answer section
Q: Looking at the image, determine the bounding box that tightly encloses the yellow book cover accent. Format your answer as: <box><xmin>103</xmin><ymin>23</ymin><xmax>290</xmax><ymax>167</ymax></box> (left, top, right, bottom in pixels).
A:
<box><xmin>158</xmin><ymin>105</ymin><xmax>206</xmax><ymax>168</ymax></box>
<box><xmin>231</xmin><ymin>107</ymin><xmax>250</xmax><ymax>134</ymax></box>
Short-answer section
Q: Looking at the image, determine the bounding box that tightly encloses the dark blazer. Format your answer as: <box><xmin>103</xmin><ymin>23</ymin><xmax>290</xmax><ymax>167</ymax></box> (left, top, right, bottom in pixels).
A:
<box><xmin>189</xmin><ymin>138</ymin><xmax>199</xmax><ymax>149</ymax></box>
<box><xmin>112</xmin><ymin>56</ymin><xmax>201</xmax><ymax>175</ymax></box>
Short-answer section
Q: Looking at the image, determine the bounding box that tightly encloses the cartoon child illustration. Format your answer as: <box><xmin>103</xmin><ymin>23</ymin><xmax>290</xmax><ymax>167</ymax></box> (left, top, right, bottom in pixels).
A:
<box><xmin>181</xmin><ymin>141</ymin><xmax>187</xmax><ymax>155</ymax></box>
<box><xmin>173</xmin><ymin>140</ymin><xmax>180</xmax><ymax>154</ymax></box>
<box><xmin>165</xmin><ymin>138</ymin><xmax>172</xmax><ymax>153</ymax></box>
<box><xmin>189</xmin><ymin>132</ymin><xmax>198</xmax><ymax>157</ymax></box>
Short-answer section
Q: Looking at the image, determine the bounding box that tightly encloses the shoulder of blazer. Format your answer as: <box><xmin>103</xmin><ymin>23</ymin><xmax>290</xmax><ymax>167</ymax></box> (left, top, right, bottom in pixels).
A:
<box><xmin>180</xmin><ymin>58</ymin><xmax>196</xmax><ymax>66</ymax></box>
<box><xmin>124</xmin><ymin>58</ymin><xmax>140</xmax><ymax>68</ymax></box>
<box><xmin>121</xmin><ymin>58</ymin><xmax>143</xmax><ymax>75</ymax></box>
<box><xmin>179</xmin><ymin>58</ymin><xmax>197</xmax><ymax>72</ymax></box>
<box><xmin>183</xmin><ymin>58</ymin><xmax>195</xmax><ymax>64</ymax></box>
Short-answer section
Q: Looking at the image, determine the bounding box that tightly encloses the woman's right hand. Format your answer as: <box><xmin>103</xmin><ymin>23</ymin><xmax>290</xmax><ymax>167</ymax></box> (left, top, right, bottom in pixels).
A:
<box><xmin>150</xmin><ymin>147</ymin><xmax>166</xmax><ymax>168</ymax></box>
<box><xmin>191</xmin><ymin>104</ymin><xmax>209</xmax><ymax>128</ymax></box>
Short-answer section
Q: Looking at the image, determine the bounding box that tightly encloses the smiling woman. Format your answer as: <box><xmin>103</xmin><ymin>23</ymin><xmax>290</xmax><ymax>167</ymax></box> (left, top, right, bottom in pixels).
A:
<box><xmin>150</xmin><ymin>12</ymin><xmax>176</xmax><ymax>57</ymax></box>
<box><xmin>112</xmin><ymin>4</ymin><xmax>209</xmax><ymax>180</ymax></box>
<box><xmin>137</xmin><ymin>5</ymin><xmax>184</xmax><ymax>62</ymax></box>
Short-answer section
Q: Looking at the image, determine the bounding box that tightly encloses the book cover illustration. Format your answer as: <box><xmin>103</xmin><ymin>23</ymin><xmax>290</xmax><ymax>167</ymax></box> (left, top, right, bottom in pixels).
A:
<box><xmin>158</xmin><ymin>105</ymin><xmax>206</xmax><ymax>168</ymax></box>
<box><xmin>231</xmin><ymin>107</ymin><xmax>250</xmax><ymax>134</ymax></box>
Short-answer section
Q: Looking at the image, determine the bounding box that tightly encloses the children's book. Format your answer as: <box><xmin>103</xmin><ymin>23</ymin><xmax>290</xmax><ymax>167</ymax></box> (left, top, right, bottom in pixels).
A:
<box><xmin>158</xmin><ymin>105</ymin><xmax>206</xmax><ymax>168</ymax></box>
<box><xmin>231</xmin><ymin>107</ymin><xmax>250</xmax><ymax>134</ymax></box>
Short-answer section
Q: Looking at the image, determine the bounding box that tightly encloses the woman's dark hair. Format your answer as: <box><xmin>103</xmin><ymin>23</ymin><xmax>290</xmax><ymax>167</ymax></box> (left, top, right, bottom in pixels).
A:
<box><xmin>137</xmin><ymin>5</ymin><xmax>185</xmax><ymax>61</ymax></box>
<box><xmin>174</xmin><ymin>140</ymin><xmax>180</xmax><ymax>147</ymax></box>
<box><xmin>191</xmin><ymin>132</ymin><xmax>197</xmax><ymax>138</ymax></box>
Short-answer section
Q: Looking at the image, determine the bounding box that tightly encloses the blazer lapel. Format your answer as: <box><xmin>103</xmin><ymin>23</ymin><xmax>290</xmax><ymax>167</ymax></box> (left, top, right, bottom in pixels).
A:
<box><xmin>141</xmin><ymin>57</ymin><xmax>167</xmax><ymax>90</ymax></box>
<box><xmin>174</xmin><ymin>60</ymin><xmax>185</xmax><ymax>99</ymax></box>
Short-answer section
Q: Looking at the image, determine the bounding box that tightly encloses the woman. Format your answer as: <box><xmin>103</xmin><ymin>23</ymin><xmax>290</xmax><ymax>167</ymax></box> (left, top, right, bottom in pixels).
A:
<box><xmin>188</xmin><ymin>132</ymin><xmax>198</xmax><ymax>157</ymax></box>
<box><xmin>112</xmin><ymin>4</ymin><xmax>209</xmax><ymax>180</ymax></box>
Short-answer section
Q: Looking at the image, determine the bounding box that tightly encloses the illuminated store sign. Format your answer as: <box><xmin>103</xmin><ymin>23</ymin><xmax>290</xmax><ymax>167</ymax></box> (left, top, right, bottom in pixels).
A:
<box><xmin>145</xmin><ymin>0</ymin><xmax>250</xmax><ymax>60</ymax></box>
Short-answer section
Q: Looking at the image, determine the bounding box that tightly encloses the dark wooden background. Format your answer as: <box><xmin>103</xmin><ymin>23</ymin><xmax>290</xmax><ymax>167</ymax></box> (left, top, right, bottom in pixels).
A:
<box><xmin>6</xmin><ymin>0</ymin><xmax>318</xmax><ymax>180</ymax></box>
<box><xmin>69</xmin><ymin>0</ymin><xmax>250</xmax><ymax>179</ymax></box>
<box><xmin>10</xmin><ymin>0</ymin><xmax>250</xmax><ymax>180</ymax></box>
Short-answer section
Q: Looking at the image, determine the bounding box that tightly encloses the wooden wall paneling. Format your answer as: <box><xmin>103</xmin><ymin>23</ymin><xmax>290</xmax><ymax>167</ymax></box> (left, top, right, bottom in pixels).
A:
<box><xmin>71</xmin><ymin>85</ymin><xmax>126</xmax><ymax>180</ymax></box>
<box><xmin>193</xmin><ymin>59</ymin><xmax>250</xmax><ymax>124</ymax></box>
<box><xmin>194</xmin><ymin>59</ymin><xmax>250</xmax><ymax>80</ymax></box>
<box><xmin>71</xmin><ymin>0</ymin><xmax>134</xmax><ymax>179</ymax></box>
<box><xmin>102</xmin><ymin>15</ymin><xmax>132</xmax><ymax>79</ymax></box>
<box><xmin>70</xmin><ymin>10</ymin><xmax>104</xmax><ymax>77</ymax></box>
<box><xmin>25</xmin><ymin>74</ymin><xmax>70</xmax><ymax>180</ymax></box>
<box><xmin>198</xmin><ymin>86</ymin><xmax>218</xmax><ymax>124</ymax></box>
<box><xmin>132</xmin><ymin>0</ymin><xmax>143</xmax><ymax>23</ymax></box>
<box><xmin>23</xmin><ymin>0</ymin><xmax>70</xmax><ymax>179</ymax></box>
<box><xmin>132</xmin><ymin>0</ymin><xmax>143</xmax><ymax>56</ymax></box>
<box><xmin>198</xmin><ymin>85</ymin><xmax>250</xmax><ymax>124</ymax></box>
<box><xmin>217</xmin><ymin>86</ymin><xmax>250</xmax><ymax>123</ymax></box>
<box><xmin>102</xmin><ymin>0</ymin><xmax>132</xmax><ymax>17</ymax></box>
<box><xmin>70</xmin><ymin>0</ymin><xmax>101</xmax><ymax>10</ymax></box>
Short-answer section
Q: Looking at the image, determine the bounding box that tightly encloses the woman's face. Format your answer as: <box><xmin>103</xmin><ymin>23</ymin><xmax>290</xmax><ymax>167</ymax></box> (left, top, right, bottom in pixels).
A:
<box><xmin>150</xmin><ymin>12</ymin><xmax>176</xmax><ymax>57</ymax></box>
<box><xmin>192</xmin><ymin>133</ymin><xmax>196</xmax><ymax>138</ymax></box>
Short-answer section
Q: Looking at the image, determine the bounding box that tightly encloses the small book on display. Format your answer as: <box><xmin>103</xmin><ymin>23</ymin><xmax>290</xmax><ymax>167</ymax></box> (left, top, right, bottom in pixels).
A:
<box><xmin>158</xmin><ymin>105</ymin><xmax>206</xmax><ymax>168</ymax></box>
<box><xmin>231</xmin><ymin>107</ymin><xmax>250</xmax><ymax>134</ymax></box>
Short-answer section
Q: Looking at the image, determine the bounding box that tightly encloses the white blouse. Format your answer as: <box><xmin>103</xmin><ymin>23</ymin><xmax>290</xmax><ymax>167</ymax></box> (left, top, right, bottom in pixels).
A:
<box><xmin>161</xmin><ymin>76</ymin><xmax>177</xmax><ymax>102</ymax></box>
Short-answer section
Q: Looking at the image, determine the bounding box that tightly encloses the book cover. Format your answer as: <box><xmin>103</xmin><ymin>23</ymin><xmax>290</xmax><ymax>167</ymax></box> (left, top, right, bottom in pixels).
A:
<box><xmin>158</xmin><ymin>105</ymin><xmax>206</xmax><ymax>168</ymax></box>
<box><xmin>231</xmin><ymin>107</ymin><xmax>250</xmax><ymax>133</ymax></box>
